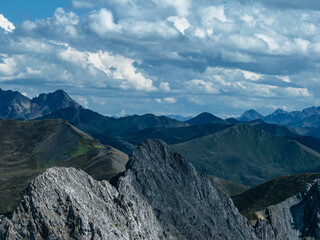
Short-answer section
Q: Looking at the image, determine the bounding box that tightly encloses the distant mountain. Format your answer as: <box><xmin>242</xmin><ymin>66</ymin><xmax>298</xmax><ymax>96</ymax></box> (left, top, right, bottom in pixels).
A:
<box><xmin>186</xmin><ymin>112</ymin><xmax>226</xmax><ymax>125</ymax></box>
<box><xmin>238</xmin><ymin>109</ymin><xmax>264</xmax><ymax>122</ymax></box>
<box><xmin>171</xmin><ymin>124</ymin><xmax>320</xmax><ymax>186</ymax></box>
<box><xmin>38</xmin><ymin>107</ymin><xmax>188</xmax><ymax>152</ymax></box>
<box><xmin>263</xmin><ymin>108</ymin><xmax>293</xmax><ymax>125</ymax></box>
<box><xmin>121</xmin><ymin>123</ymin><xmax>231</xmax><ymax>146</ymax></box>
<box><xmin>238</xmin><ymin>107</ymin><xmax>320</xmax><ymax>136</ymax></box>
<box><xmin>262</xmin><ymin>106</ymin><xmax>320</xmax><ymax>128</ymax></box>
<box><xmin>225</xmin><ymin>117</ymin><xmax>241</xmax><ymax>124</ymax></box>
<box><xmin>0</xmin><ymin>118</ymin><xmax>128</xmax><ymax>215</ymax></box>
<box><xmin>0</xmin><ymin>88</ymin><xmax>31</xmax><ymax>119</ymax></box>
<box><xmin>166</xmin><ymin>114</ymin><xmax>193</xmax><ymax>122</ymax></box>
<box><xmin>0</xmin><ymin>88</ymin><xmax>81</xmax><ymax>119</ymax></box>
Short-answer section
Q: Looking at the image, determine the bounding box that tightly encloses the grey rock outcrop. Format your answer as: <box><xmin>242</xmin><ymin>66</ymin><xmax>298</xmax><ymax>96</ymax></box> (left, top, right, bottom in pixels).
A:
<box><xmin>0</xmin><ymin>139</ymin><xmax>257</xmax><ymax>239</ymax></box>
<box><xmin>254</xmin><ymin>179</ymin><xmax>320</xmax><ymax>240</ymax></box>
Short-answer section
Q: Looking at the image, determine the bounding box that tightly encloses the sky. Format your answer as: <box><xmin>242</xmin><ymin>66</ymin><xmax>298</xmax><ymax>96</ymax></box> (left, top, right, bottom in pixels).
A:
<box><xmin>0</xmin><ymin>0</ymin><xmax>320</xmax><ymax>118</ymax></box>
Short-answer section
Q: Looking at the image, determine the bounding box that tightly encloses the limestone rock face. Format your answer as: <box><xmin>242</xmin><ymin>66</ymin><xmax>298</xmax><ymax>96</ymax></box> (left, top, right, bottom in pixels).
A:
<box><xmin>254</xmin><ymin>179</ymin><xmax>320</xmax><ymax>240</ymax></box>
<box><xmin>0</xmin><ymin>139</ymin><xmax>257</xmax><ymax>239</ymax></box>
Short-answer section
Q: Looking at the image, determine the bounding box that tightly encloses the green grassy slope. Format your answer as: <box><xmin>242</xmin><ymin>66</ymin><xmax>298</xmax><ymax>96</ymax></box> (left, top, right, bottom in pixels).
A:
<box><xmin>122</xmin><ymin>123</ymin><xmax>231</xmax><ymax>146</ymax></box>
<box><xmin>232</xmin><ymin>173</ymin><xmax>320</xmax><ymax>220</ymax></box>
<box><xmin>0</xmin><ymin>119</ymin><xmax>128</xmax><ymax>215</ymax></box>
<box><xmin>172</xmin><ymin>124</ymin><xmax>320</xmax><ymax>186</ymax></box>
<box><xmin>209</xmin><ymin>176</ymin><xmax>250</xmax><ymax>196</ymax></box>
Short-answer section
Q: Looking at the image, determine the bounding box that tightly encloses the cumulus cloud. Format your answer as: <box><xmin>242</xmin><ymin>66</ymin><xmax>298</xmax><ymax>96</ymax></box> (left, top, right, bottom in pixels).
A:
<box><xmin>88</xmin><ymin>8</ymin><xmax>121</xmax><ymax>36</ymax></box>
<box><xmin>186</xmin><ymin>79</ymin><xmax>219</xmax><ymax>94</ymax></box>
<box><xmin>164</xmin><ymin>97</ymin><xmax>176</xmax><ymax>103</ymax></box>
<box><xmin>1</xmin><ymin>0</ymin><xmax>320</xmax><ymax>116</ymax></box>
<box><xmin>160</xmin><ymin>82</ymin><xmax>171</xmax><ymax>92</ymax></box>
<box><xmin>0</xmin><ymin>55</ymin><xmax>16</xmax><ymax>75</ymax></box>
<box><xmin>0</xmin><ymin>14</ymin><xmax>15</xmax><ymax>32</ymax></box>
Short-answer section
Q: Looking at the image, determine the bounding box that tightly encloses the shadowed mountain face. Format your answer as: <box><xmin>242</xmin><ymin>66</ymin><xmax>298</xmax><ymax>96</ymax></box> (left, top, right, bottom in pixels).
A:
<box><xmin>0</xmin><ymin>89</ymin><xmax>81</xmax><ymax>120</ymax></box>
<box><xmin>172</xmin><ymin>124</ymin><xmax>320</xmax><ymax>186</ymax></box>
<box><xmin>186</xmin><ymin>112</ymin><xmax>226</xmax><ymax>125</ymax></box>
<box><xmin>0</xmin><ymin>140</ymin><xmax>257</xmax><ymax>239</ymax></box>
<box><xmin>0</xmin><ymin>118</ymin><xmax>128</xmax><ymax>215</ymax></box>
<box><xmin>38</xmin><ymin>107</ymin><xmax>189</xmax><ymax>153</ymax></box>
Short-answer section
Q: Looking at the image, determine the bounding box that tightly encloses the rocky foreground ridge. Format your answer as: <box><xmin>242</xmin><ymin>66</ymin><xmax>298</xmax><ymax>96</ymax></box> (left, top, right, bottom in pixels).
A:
<box><xmin>0</xmin><ymin>139</ymin><xmax>320</xmax><ymax>239</ymax></box>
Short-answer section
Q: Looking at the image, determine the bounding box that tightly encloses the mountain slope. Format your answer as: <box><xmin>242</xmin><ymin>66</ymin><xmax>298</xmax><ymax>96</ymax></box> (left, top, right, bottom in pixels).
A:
<box><xmin>0</xmin><ymin>118</ymin><xmax>128</xmax><ymax>215</ymax></box>
<box><xmin>0</xmin><ymin>140</ymin><xmax>257</xmax><ymax>239</ymax></box>
<box><xmin>232</xmin><ymin>173</ymin><xmax>320</xmax><ymax>218</ymax></box>
<box><xmin>122</xmin><ymin>123</ymin><xmax>231</xmax><ymax>145</ymax></box>
<box><xmin>209</xmin><ymin>176</ymin><xmax>250</xmax><ymax>196</ymax></box>
<box><xmin>38</xmin><ymin>107</ymin><xmax>188</xmax><ymax>153</ymax></box>
<box><xmin>0</xmin><ymin>88</ymin><xmax>81</xmax><ymax>119</ymax></box>
<box><xmin>253</xmin><ymin>179</ymin><xmax>320</xmax><ymax>239</ymax></box>
<box><xmin>186</xmin><ymin>112</ymin><xmax>226</xmax><ymax>125</ymax></box>
<box><xmin>171</xmin><ymin>124</ymin><xmax>320</xmax><ymax>186</ymax></box>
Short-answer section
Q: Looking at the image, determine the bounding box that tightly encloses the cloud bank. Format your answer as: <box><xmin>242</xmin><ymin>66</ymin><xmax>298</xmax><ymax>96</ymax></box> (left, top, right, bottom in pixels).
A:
<box><xmin>0</xmin><ymin>0</ymin><xmax>319</xmax><ymax>116</ymax></box>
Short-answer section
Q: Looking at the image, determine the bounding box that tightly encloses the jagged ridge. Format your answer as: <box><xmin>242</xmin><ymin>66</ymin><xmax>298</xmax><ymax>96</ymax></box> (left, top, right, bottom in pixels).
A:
<box><xmin>0</xmin><ymin>139</ymin><xmax>256</xmax><ymax>239</ymax></box>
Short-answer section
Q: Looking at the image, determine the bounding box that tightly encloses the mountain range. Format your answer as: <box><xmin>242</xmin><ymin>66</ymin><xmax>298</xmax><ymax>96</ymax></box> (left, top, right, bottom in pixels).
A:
<box><xmin>2</xmin><ymin>88</ymin><xmax>320</xmax><ymax>238</ymax></box>
<box><xmin>2</xmin><ymin>88</ymin><xmax>320</xmax><ymax>187</ymax></box>
<box><xmin>1</xmin><ymin>140</ymin><xmax>320</xmax><ymax>239</ymax></box>
<box><xmin>239</xmin><ymin>107</ymin><xmax>320</xmax><ymax>131</ymax></box>
<box><xmin>0</xmin><ymin>88</ymin><xmax>81</xmax><ymax>119</ymax></box>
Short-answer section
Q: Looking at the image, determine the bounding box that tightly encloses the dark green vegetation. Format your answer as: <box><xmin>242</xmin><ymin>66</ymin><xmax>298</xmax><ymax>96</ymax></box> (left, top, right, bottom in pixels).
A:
<box><xmin>209</xmin><ymin>176</ymin><xmax>249</xmax><ymax>196</ymax></box>
<box><xmin>172</xmin><ymin>124</ymin><xmax>320</xmax><ymax>186</ymax></box>
<box><xmin>122</xmin><ymin>123</ymin><xmax>230</xmax><ymax>146</ymax></box>
<box><xmin>0</xmin><ymin>119</ymin><xmax>128</xmax><ymax>215</ymax></box>
<box><xmin>232</xmin><ymin>173</ymin><xmax>320</xmax><ymax>219</ymax></box>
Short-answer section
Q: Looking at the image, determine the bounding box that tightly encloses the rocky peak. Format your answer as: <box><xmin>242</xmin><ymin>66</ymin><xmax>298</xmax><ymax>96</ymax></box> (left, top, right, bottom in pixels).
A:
<box><xmin>238</xmin><ymin>109</ymin><xmax>264</xmax><ymax>122</ymax></box>
<box><xmin>0</xmin><ymin>139</ymin><xmax>257</xmax><ymax>239</ymax></box>
<box><xmin>271</xmin><ymin>108</ymin><xmax>288</xmax><ymax>116</ymax></box>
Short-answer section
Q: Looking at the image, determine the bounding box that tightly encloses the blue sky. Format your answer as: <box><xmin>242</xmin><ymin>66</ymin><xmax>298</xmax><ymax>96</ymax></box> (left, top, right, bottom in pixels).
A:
<box><xmin>0</xmin><ymin>0</ymin><xmax>320</xmax><ymax>117</ymax></box>
<box><xmin>0</xmin><ymin>0</ymin><xmax>71</xmax><ymax>23</ymax></box>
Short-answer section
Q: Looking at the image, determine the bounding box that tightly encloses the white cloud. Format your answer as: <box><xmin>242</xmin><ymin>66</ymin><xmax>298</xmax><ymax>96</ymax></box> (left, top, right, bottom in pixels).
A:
<box><xmin>155</xmin><ymin>98</ymin><xmax>162</xmax><ymax>103</ymax></box>
<box><xmin>21</xmin><ymin>20</ymin><xmax>37</xmax><ymax>32</ymax></box>
<box><xmin>155</xmin><ymin>0</ymin><xmax>191</xmax><ymax>17</ymax></box>
<box><xmin>167</xmin><ymin>16</ymin><xmax>191</xmax><ymax>35</ymax></box>
<box><xmin>0</xmin><ymin>14</ymin><xmax>15</xmax><ymax>32</ymax></box>
<box><xmin>201</xmin><ymin>6</ymin><xmax>228</xmax><ymax>23</ymax></box>
<box><xmin>88</xmin><ymin>8</ymin><xmax>121</xmax><ymax>36</ymax></box>
<box><xmin>186</xmin><ymin>79</ymin><xmax>219</xmax><ymax>94</ymax></box>
<box><xmin>53</xmin><ymin>8</ymin><xmax>79</xmax><ymax>25</ymax></box>
<box><xmin>59</xmin><ymin>47</ymin><xmax>156</xmax><ymax>91</ymax></box>
<box><xmin>284</xmin><ymin>87</ymin><xmax>311</xmax><ymax>97</ymax></box>
<box><xmin>160</xmin><ymin>82</ymin><xmax>171</xmax><ymax>91</ymax></box>
<box><xmin>0</xmin><ymin>55</ymin><xmax>16</xmax><ymax>75</ymax></box>
<box><xmin>240</xmin><ymin>70</ymin><xmax>263</xmax><ymax>81</ymax></box>
<box><xmin>164</xmin><ymin>97</ymin><xmax>176</xmax><ymax>103</ymax></box>
<box><xmin>72</xmin><ymin>1</ymin><xmax>94</xmax><ymax>9</ymax></box>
